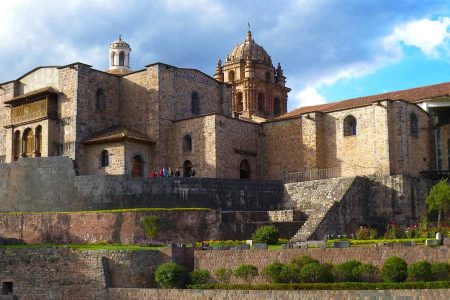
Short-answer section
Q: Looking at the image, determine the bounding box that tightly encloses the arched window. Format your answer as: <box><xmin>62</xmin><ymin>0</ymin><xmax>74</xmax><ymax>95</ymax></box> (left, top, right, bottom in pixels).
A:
<box><xmin>257</xmin><ymin>93</ymin><xmax>265</xmax><ymax>112</ymax></box>
<box><xmin>22</xmin><ymin>128</ymin><xmax>34</xmax><ymax>157</ymax></box>
<box><xmin>265</xmin><ymin>71</ymin><xmax>271</xmax><ymax>83</ymax></box>
<box><xmin>183</xmin><ymin>135</ymin><xmax>192</xmax><ymax>152</ymax></box>
<box><xmin>191</xmin><ymin>91</ymin><xmax>200</xmax><ymax>115</ymax></box>
<box><xmin>274</xmin><ymin>97</ymin><xmax>281</xmax><ymax>116</ymax></box>
<box><xmin>119</xmin><ymin>52</ymin><xmax>125</xmax><ymax>66</ymax></box>
<box><xmin>343</xmin><ymin>115</ymin><xmax>357</xmax><ymax>136</ymax></box>
<box><xmin>410</xmin><ymin>113</ymin><xmax>419</xmax><ymax>137</ymax></box>
<box><xmin>13</xmin><ymin>130</ymin><xmax>20</xmax><ymax>161</ymax></box>
<box><xmin>96</xmin><ymin>89</ymin><xmax>106</xmax><ymax>111</ymax></box>
<box><xmin>240</xmin><ymin>159</ymin><xmax>251</xmax><ymax>179</ymax></box>
<box><xmin>183</xmin><ymin>160</ymin><xmax>193</xmax><ymax>177</ymax></box>
<box><xmin>101</xmin><ymin>150</ymin><xmax>109</xmax><ymax>167</ymax></box>
<box><xmin>35</xmin><ymin>126</ymin><xmax>42</xmax><ymax>157</ymax></box>
<box><xmin>236</xmin><ymin>92</ymin><xmax>243</xmax><ymax>111</ymax></box>
<box><xmin>131</xmin><ymin>155</ymin><xmax>143</xmax><ymax>177</ymax></box>
<box><xmin>110</xmin><ymin>52</ymin><xmax>116</xmax><ymax>66</ymax></box>
<box><xmin>228</xmin><ymin>70</ymin><xmax>235</xmax><ymax>82</ymax></box>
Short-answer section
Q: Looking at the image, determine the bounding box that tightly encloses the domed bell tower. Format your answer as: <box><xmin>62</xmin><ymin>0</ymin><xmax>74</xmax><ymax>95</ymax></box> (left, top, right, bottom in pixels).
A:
<box><xmin>219</xmin><ymin>30</ymin><xmax>290</xmax><ymax>122</ymax></box>
<box><xmin>107</xmin><ymin>35</ymin><xmax>132</xmax><ymax>75</ymax></box>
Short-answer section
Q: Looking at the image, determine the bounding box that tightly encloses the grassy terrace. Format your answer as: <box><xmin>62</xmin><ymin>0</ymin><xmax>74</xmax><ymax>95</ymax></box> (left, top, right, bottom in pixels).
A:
<box><xmin>0</xmin><ymin>244</ymin><xmax>165</xmax><ymax>251</ymax></box>
<box><xmin>0</xmin><ymin>207</ymin><xmax>210</xmax><ymax>215</ymax></box>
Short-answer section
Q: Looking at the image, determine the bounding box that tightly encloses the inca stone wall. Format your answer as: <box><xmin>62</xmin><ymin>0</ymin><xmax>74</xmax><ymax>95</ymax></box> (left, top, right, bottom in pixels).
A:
<box><xmin>107</xmin><ymin>288</ymin><xmax>450</xmax><ymax>300</ymax></box>
<box><xmin>0</xmin><ymin>157</ymin><xmax>283</xmax><ymax>212</ymax></box>
<box><xmin>0</xmin><ymin>210</ymin><xmax>221</xmax><ymax>244</ymax></box>
<box><xmin>0</xmin><ymin>247</ymin><xmax>174</xmax><ymax>300</ymax></box>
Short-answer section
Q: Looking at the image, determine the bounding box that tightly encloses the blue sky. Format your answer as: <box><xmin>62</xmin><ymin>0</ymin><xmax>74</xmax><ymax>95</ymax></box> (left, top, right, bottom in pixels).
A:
<box><xmin>1</xmin><ymin>0</ymin><xmax>450</xmax><ymax>111</ymax></box>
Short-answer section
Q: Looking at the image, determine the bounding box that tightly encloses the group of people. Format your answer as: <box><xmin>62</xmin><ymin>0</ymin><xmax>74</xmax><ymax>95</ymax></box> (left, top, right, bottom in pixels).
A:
<box><xmin>149</xmin><ymin>166</ymin><xmax>196</xmax><ymax>177</ymax></box>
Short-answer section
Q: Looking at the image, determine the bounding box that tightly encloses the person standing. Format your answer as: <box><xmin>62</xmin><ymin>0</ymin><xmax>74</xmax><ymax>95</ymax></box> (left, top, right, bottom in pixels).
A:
<box><xmin>168</xmin><ymin>167</ymin><xmax>174</xmax><ymax>177</ymax></box>
<box><xmin>174</xmin><ymin>168</ymin><xmax>181</xmax><ymax>177</ymax></box>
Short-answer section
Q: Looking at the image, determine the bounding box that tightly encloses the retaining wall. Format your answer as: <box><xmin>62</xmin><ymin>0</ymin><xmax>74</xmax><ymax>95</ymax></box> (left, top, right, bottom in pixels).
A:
<box><xmin>0</xmin><ymin>157</ymin><xmax>283</xmax><ymax>212</ymax></box>
<box><xmin>107</xmin><ymin>288</ymin><xmax>450</xmax><ymax>300</ymax></box>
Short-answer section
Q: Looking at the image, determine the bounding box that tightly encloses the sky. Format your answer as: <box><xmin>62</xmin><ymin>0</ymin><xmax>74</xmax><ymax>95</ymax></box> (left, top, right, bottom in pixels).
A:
<box><xmin>1</xmin><ymin>0</ymin><xmax>450</xmax><ymax>111</ymax></box>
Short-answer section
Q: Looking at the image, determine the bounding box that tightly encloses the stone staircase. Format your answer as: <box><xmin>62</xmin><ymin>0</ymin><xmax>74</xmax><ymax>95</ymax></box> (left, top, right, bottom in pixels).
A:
<box><xmin>286</xmin><ymin>177</ymin><xmax>356</xmax><ymax>242</ymax></box>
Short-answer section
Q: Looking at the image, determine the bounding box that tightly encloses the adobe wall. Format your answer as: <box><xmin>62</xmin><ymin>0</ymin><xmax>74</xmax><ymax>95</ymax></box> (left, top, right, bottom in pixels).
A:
<box><xmin>0</xmin><ymin>157</ymin><xmax>283</xmax><ymax>212</ymax></box>
<box><xmin>0</xmin><ymin>247</ymin><xmax>173</xmax><ymax>300</ymax></box>
<box><xmin>0</xmin><ymin>210</ymin><xmax>221</xmax><ymax>244</ymax></box>
<box><xmin>194</xmin><ymin>246</ymin><xmax>450</xmax><ymax>284</ymax></box>
<box><xmin>107</xmin><ymin>288</ymin><xmax>450</xmax><ymax>300</ymax></box>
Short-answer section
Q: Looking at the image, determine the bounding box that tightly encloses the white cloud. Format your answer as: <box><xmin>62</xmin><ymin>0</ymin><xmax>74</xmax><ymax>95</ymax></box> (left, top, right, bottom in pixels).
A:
<box><xmin>388</xmin><ymin>17</ymin><xmax>450</xmax><ymax>57</ymax></box>
<box><xmin>292</xmin><ymin>87</ymin><xmax>327</xmax><ymax>109</ymax></box>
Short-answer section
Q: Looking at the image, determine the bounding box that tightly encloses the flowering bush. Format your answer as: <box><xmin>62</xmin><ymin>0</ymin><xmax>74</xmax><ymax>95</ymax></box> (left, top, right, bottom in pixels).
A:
<box><xmin>355</xmin><ymin>226</ymin><xmax>378</xmax><ymax>240</ymax></box>
<box><xmin>384</xmin><ymin>219</ymin><xmax>404</xmax><ymax>239</ymax></box>
<box><xmin>405</xmin><ymin>224</ymin><xmax>418</xmax><ymax>238</ymax></box>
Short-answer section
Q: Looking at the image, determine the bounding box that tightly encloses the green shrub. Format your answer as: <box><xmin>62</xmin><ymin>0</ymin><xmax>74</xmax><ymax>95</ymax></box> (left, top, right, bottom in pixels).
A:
<box><xmin>352</xmin><ymin>263</ymin><xmax>380</xmax><ymax>282</ymax></box>
<box><xmin>289</xmin><ymin>255</ymin><xmax>319</xmax><ymax>272</ymax></box>
<box><xmin>431</xmin><ymin>262</ymin><xmax>450</xmax><ymax>281</ymax></box>
<box><xmin>355</xmin><ymin>226</ymin><xmax>378</xmax><ymax>240</ymax></box>
<box><xmin>332</xmin><ymin>260</ymin><xmax>362</xmax><ymax>282</ymax></box>
<box><xmin>190</xmin><ymin>269</ymin><xmax>210</xmax><ymax>285</ymax></box>
<box><xmin>279</xmin><ymin>265</ymin><xmax>300</xmax><ymax>283</ymax></box>
<box><xmin>262</xmin><ymin>262</ymin><xmax>286</xmax><ymax>283</ymax></box>
<box><xmin>299</xmin><ymin>263</ymin><xmax>332</xmax><ymax>283</ymax></box>
<box><xmin>143</xmin><ymin>215</ymin><xmax>161</xmax><ymax>239</ymax></box>
<box><xmin>155</xmin><ymin>262</ymin><xmax>186</xmax><ymax>288</ymax></box>
<box><xmin>234</xmin><ymin>264</ymin><xmax>259</xmax><ymax>284</ymax></box>
<box><xmin>407</xmin><ymin>261</ymin><xmax>432</xmax><ymax>282</ymax></box>
<box><xmin>252</xmin><ymin>226</ymin><xmax>279</xmax><ymax>245</ymax></box>
<box><xmin>381</xmin><ymin>256</ymin><xmax>407</xmax><ymax>283</ymax></box>
<box><xmin>214</xmin><ymin>268</ymin><xmax>233</xmax><ymax>284</ymax></box>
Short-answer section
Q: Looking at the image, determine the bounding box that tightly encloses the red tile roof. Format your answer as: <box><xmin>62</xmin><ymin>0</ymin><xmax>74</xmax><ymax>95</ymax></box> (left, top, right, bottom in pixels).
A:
<box><xmin>276</xmin><ymin>81</ymin><xmax>450</xmax><ymax>120</ymax></box>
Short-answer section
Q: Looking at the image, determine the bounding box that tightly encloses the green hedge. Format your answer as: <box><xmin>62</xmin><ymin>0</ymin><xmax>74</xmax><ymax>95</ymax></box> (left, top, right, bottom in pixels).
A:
<box><xmin>187</xmin><ymin>281</ymin><xmax>450</xmax><ymax>290</ymax></box>
<box><xmin>326</xmin><ymin>238</ymin><xmax>427</xmax><ymax>247</ymax></box>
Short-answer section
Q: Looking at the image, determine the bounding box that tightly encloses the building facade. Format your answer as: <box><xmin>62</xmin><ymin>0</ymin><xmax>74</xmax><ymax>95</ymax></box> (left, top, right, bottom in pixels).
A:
<box><xmin>0</xmin><ymin>32</ymin><xmax>449</xmax><ymax>180</ymax></box>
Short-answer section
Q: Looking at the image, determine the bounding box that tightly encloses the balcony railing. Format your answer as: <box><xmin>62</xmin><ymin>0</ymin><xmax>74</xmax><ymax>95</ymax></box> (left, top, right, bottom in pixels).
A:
<box><xmin>283</xmin><ymin>167</ymin><xmax>341</xmax><ymax>183</ymax></box>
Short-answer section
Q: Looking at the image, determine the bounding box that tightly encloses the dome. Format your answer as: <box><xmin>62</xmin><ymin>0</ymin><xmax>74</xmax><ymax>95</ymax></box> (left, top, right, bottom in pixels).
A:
<box><xmin>227</xmin><ymin>31</ymin><xmax>272</xmax><ymax>65</ymax></box>
<box><xmin>110</xmin><ymin>36</ymin><xmax>130</xmax><ymax>49</ymax></box>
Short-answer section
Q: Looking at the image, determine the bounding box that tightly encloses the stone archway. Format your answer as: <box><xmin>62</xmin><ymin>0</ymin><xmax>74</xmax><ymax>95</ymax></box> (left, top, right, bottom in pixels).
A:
<box><xmin>132</xmin><ymin>155</ymin><xmax>143</xmax><ymax>177</ymax></box>
<box><xmin>183</xmin><ymin>160</ymin><xmax>192</xmax><ymax>177</ymax></box>
<box><xmin>240</xmin><ymin>159</ymin><xmax>251</xmax><ymax>179</ymax></box>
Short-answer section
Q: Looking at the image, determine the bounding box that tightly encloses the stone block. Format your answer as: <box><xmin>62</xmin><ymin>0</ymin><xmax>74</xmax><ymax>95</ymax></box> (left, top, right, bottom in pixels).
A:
<box><xmin>281</xmin><ymin>243</ymin><xmax>293</xmax><ymax>249</ymax></box>
<box><xmin>443</xmin><ymin>238</ymin><xmax>450</xmax><ymax>246</ymax></box>
<box><xmin>425</xmin><ymin>239</ymin><xmax>438</xmax><ymax>246</ymax></box>
<box><xmin>332</xmin><ymin>241</ymin><xmax>350</xmax><ymax>248</ymax></box>
<box><xmin>253</xmin><ymin>243</ymin><xmax>268</xmax><ymax>250</ymax></box>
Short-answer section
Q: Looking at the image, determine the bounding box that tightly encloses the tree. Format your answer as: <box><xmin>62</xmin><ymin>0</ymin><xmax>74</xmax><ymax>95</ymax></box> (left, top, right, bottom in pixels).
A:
<box><xmin>426</xmin><ymin>179</ymin><xmax>450</xmax><ymax>229</ymax></box>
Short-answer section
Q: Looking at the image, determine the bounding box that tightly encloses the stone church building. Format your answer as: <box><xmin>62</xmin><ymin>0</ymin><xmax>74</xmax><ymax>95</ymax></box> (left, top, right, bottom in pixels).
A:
<box><xmin>0</xmin><ymin>32</ymin><xmax>449</xmax><ymax>180</ymax></box>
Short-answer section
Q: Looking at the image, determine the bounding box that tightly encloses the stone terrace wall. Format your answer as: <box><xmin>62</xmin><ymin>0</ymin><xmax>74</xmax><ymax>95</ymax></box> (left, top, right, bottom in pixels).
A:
<box><xmin>107</xmin><ymin>288</ymin><xmax>450</xmax><ymax>300</ymax></box>
<box><xmin>0</xmin><ymin>157</ymin><xmax>283</xmax><ymax>212</ymax></box>
<box><xmin>0</xmin><ymin>248</ymin><xmax>173</xmax><ymax>300</ymax></box>
<box><xmin>194</xmin><ymin>247</ymin><xmax>450</xmax><ymax>284</ymax></box>
<box><xmin>0</xmin><ymin>210</ymin><xmax>221</xmax><ymax>244</ymax></box>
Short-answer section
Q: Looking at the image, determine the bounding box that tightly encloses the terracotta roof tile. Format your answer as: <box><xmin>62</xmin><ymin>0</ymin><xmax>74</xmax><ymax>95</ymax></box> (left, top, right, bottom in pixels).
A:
<box><xmin>276</xmin><ymin>81</ymin><xmax>450</xmax><ymax>120</ymax></box>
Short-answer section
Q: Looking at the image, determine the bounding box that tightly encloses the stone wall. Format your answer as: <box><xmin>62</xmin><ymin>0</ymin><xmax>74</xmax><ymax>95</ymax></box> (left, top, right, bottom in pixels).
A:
<box><xmin>0</xmin><ymin>248</ymin><xmax>173</xmax><ymax>300</ymax></box>
<box><xmin>194</xmin><ymin>246</ymin><xmax>450</xmax><ymax>284</ymax></box>
<box><xmin>284</xmin><ymin>175</ymin><xmax>431</xmax><ymax>241</ymax></box>
<box><xmin>107</xmin><ymin>288</ymin><xmax>450</xmax><ymax>300</ymax></box>
<box><xmin>0</xmin><ymin>157</ymin><xmax>283</xmax><ymax>212</ymax></box>
<box><xmin>0</xmin><ymin>210</ymin><xmax>221</xmax><ymax>244</ymax></box>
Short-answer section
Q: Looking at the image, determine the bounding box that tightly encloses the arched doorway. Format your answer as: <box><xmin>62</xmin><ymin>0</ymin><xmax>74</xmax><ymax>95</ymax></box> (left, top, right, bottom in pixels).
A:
<box><xmin>131</xmin><ymin>155</ymin><xmax>143</xmax><ymax>177</ymax></box>
<box><xmin>274</xmin><ymin>97</ymin><xmax>281</xmax><ymax>116</ymax></box>
<box><xmin>35</xmin><ymin>126</ymin><xmax>42</xmax><ymax>157</ymax></box>
<box><xmin>257</xmin><ymin>93</ymin><xmax>265</xmax><ymax>112</ymax></box>
<box><xmin>183</xmin><ymin>160</ymin><xmax>192</xmax><ymax>177</ymax></box>
<box><xmin>22</xmin><ymin>128</ymin><xmax>34</xmax><ymax>157</ymax></box>
<box><xmin>236</xmin><ymin>92</ymin><xmax>243</xmax><ymax>112</ymax></box>
<box><xmin>240</xmin><ymin>159</ymin><xmax>251</xmax><ymax>179</ymax></box>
